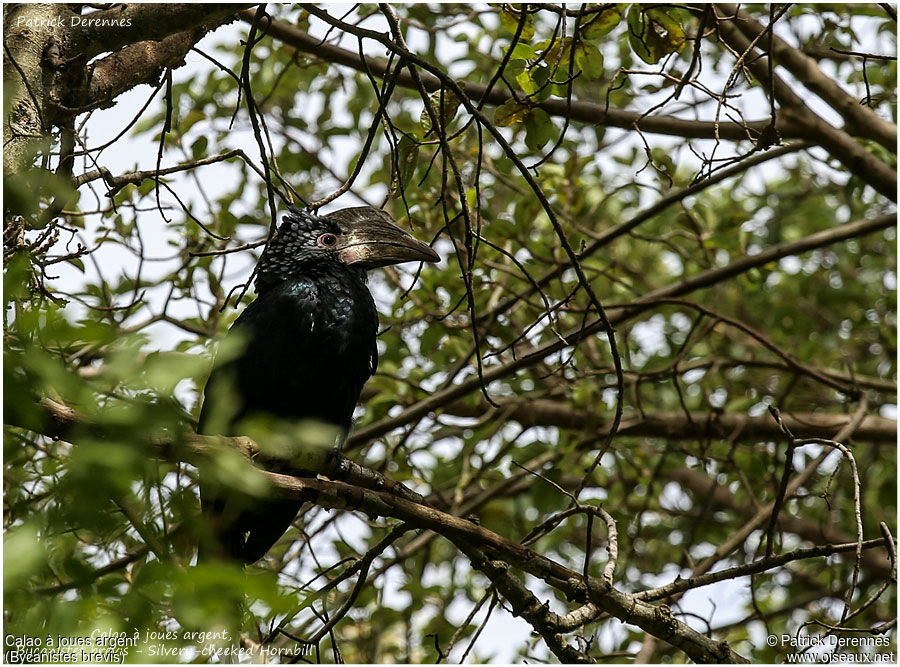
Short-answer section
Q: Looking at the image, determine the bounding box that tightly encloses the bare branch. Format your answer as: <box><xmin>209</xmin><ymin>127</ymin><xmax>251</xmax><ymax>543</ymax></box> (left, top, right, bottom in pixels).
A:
<box><xmin>711</xmin><ymin>6</ymin><xmax>897</xmax><ymax>200</ymax></box>
<box><xmin>718</xmin><ymin>3</ymin><xmax>896</xmax><ymax>152</ymax></box>
<box><xmin>72</xmin><ymin>4</ymin><xmax>253</xmax><ymax>61</ymax></box>
<box><xmin>87</xmin><ymin>21</ymin><xmax>234</xmax><ymax>108</ymax></box>
<box><xmin>349</xmin><ymin>212</ymin><xmax>896</xmax><ymax>448</ymax></box>
<box><xmin>240</xmin><ymin>10</ymin><xmax>800</xmax><ymax>143</ymax></box>
<box><xmin>9</xmin><ymin>396</ymin><xmax>748</xmax><ymax>663</ymax></box>
<box><xmin>638</xmin><ymin>538</ymin><xmax>889</xmax><ymax>602</ymax></box>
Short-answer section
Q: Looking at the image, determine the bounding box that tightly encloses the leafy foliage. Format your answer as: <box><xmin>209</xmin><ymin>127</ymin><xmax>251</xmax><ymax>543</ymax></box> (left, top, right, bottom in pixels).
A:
<box><xmin>3</xmin><ymin>3</ymin><xmax>896</xmax><ymax>663</ymax></box>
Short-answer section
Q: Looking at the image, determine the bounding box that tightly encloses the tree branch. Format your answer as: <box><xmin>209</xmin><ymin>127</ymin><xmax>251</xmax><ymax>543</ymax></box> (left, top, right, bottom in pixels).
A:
<box><xmin>261</xmin><ymin>472</ymin><xmax>748</xmax><ymax>663</ymax></box>
<box><xmin>72</xmin><ymin>149</ymin><xmax>272</xmax><ymax>197</ymax></box>
<box><xmin>239</xmin><ymin>9</ymin><xmax>802</xmax><ymax>143</ymax></box>
<box><xmin>86</xmin><ymin>20</ymin><xmax>235</xmax><ymax>108</ymax></box>
<box><xmin>10</xmin><ymin>396</ymin><xmax>747</xmax><ymax>663</ymax></box>
<box><xmin>711</xmin><ymin>6</ymin><xmax>897</xmax><ymax>200</ymax></box>
<box><xmin>348</xmin><ymin>212</ymin><xmax>896</xmax><ymax>448</ymax></box>
<box><xmin>437</xmin><ymin>402</ymin><xmax>897</xmax><ymax>445</ymax></box>
<box><xmin>73</xmin><ymin>4</ymin><xmax>253</xmax><ymax>61</ymax></box>
<box><xmin>637</xmin><ymin>538</ymin><xmax>889</xmax><ymax>602</ymax></box>
<box><xmin>718</xmin><ymin>3</ymin><xmax>896</xmax><ymax>152</ymax></box>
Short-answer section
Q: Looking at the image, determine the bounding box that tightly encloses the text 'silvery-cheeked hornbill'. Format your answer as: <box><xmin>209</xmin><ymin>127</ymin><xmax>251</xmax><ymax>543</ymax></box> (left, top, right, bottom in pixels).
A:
<box><xmin>198</xmin><ymin>206</ymin><xmax>439</xmax><ymax>563</ymax></box>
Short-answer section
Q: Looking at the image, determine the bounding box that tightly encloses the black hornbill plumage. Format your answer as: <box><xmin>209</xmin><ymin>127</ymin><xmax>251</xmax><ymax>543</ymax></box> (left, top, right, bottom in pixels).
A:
<box><xmin>198</xmin><ymin>206</ymin><xmax>439</xmax><ymax>563</ymax></box>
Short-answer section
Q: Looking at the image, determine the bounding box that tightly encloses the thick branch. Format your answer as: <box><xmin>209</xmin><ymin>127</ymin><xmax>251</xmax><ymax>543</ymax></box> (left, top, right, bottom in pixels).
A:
<box><xmin>718</xmin><ymin>3</ymin><xmax>896</xmax><ymax>152</ymax></box>
<box><xmin>17</xmin><ymin>397</ymin><xmax>426</xmax><ymax>506</ymax></box>
<box><xmin>10</xmin><ymin>397</ymin><xmax>747</xmax><ymax>663</ymax></box>
<box><xmin>438</xmin><ymin>402</ymin><xmax>898</xmax><ymax>445</ymax></box>
<box><xmin>261</xmin><ymin>473</ymin><xmax>748</xmax><ymax>663</ymax></box>
<box><xmin>349</xmin><ymin>212</ymin><xmax>896</xmax><ymax>448</ymax></box>
<box><xmin>712</xmin><ymin>7</ymin><xmax>897</xmax><ymax>200</ymax></box>
<box><xmin>86</xmin><ymin>21</ymin><xmax>233</xmax><ymax>107</ymax></box>
<box><xmin>239</xmin><ymin>10</ymin><xmax>801</xmax><ymax>143</ymax></box>
<box><xmin>72</xmin><ymin>4</ymin><xmax>252</xmax><ymax>60</ymax></box>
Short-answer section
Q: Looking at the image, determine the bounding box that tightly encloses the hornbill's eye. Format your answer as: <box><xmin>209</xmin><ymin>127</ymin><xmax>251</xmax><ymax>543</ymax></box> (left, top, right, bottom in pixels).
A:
<box><xmin>317</xmin><ymin>233</ymin><xmax>338</xmax><ymax>247</ymax></box>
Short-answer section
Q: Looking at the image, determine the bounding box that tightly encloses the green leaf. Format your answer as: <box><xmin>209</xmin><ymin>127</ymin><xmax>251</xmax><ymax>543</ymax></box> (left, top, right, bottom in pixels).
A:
<box><xmin>419</xmin><ymin>88</ymin><xmax>460</xmax><ymax>137</ymax></box>
<box><xmin>390</xmin><ymin>134</ymin><xmax>420</xmax><ymax>197</ymax></box>
<box><xmin>582</xmin><ymin>5</ymin><xmax>624</xmax><ymax>39</ymax></box>
<box><xmin>515</xmin><ymin>66</ymin><xmax>536</xmax><ymax>95</ymax></box>
<box><xmin>510</xmin><ymin>42</ymin><xmax>535</xmax><ymax>60</ymax></box>
<box><xmin>4</xmin><ymin>166</ymin><xmax>76</xmax><ymax>224</ymax></box>
<box><xmin>190</xmin><ymin>135</ymin><xmax>208</xmax><ymax>161</ymax></box>
<box><xmin>499</xmin><ymin>7</ymin><xmax>535</xmax><ymax>41</ymax></box>
<box><xmin>574</xmin><ymin>43</ymin><xmax>605</xmax><ymax>80</ymax></box>
<box><xmin>524</xmin><ymin>108</ymin><xmax>555</xmax><ymax>150</ymax></box>
<box><xmin>3</xmin><ymin>523</ymin><xmax>44</xmax><ymax>590</ymax></box>
<box><xmin>179</xmin><ymin>109</ymin><xmax>205</xmax><ymax>135</ymax></box>
<box><xmin>137</xmin><ymin>178</ymin><xmax>157</xmax><ymax>196</ymax></box>
<box><xmin>494</xmin><ymin>99</ymin><xmax>530</xmax><ymax>126</ymax></box>
<box><xmin>544</xmin><ymin>36</ymin><xmax>574</xmax><ymax>68</ymax></box>
<box><xmin>626</xmin><ymin>5</ymin><xmax>686</xmax><ymax>64</ymax></box>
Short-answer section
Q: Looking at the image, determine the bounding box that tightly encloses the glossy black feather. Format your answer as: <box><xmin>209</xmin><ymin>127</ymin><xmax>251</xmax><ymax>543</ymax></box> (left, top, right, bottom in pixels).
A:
<box><xmin>198</xmin><ymin>206</ymin><xmax>436</xmax><ymax>563</ymax></box>
<box><xmin>201</xmin><ymin>266</ymin><xmax>378</xmax><ymax>432</ymax></box>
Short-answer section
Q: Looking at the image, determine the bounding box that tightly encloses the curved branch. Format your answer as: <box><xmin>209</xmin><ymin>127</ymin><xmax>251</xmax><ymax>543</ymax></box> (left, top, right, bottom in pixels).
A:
<box><xmin>261</xmin><ymin>472</ymin><xmax>749</xmax><ymax>663</ymax></box>
<box><xmin>239</xmin><ymin>10</ymin><xmax>800</xmax><ymax>142</ymax></box>
<box><xmin>718</xmin><ymin>3</ymin><xmax>896</xmax><ymax>152</ymax></box>
<box><xmin>10</xmin><ymin>396</ymin><xmax>747</xmax><ymax>663</ymax></box>
<box><xmin>348</xmin><ymin>212</ymin><xmax>896</xmax><ymax>447</ymax></box>
<box><xmin>711</xmin><ymin>6</ymin><xmax>897</xmax><ymax>200</ymax></box>
<box><xmin>73</xmin><ymin>4</ymin><xmax>253</xmax><ymax>60</ymax></box>
<box><xmin>86</xmin><ymin>21</ymin><xmax>236</xmax><ymax>108</ymax></box>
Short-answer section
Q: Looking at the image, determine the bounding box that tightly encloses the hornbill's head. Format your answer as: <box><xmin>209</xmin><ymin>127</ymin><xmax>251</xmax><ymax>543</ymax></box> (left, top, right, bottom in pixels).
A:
<box><xmin>255</xmin><ymin>206</ymin><xmax>439</xmax><ymax>290</ymax></box>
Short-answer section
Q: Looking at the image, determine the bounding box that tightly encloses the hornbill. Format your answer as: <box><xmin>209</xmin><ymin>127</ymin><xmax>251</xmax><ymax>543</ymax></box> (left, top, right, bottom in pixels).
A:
<box><xmin>198</xmin><ymin>206</ymin><xmax>439</xmax><ymax>563</ymax></box>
